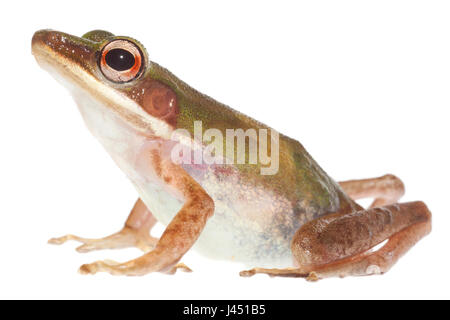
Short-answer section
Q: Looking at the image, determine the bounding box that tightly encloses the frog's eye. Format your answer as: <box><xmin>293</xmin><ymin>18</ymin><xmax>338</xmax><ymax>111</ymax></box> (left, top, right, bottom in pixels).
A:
<box><xmin>99</xmin><ymin>39</ymin><xmax>144</xmax><ymax>83</ymax></box>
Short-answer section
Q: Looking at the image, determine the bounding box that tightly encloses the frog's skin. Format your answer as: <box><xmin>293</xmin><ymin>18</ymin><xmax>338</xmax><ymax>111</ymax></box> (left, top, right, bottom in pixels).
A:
<box><xmin>32</xmin><ymin>29</ymin><xmax>431</xmax><ymax>279</ymax></box>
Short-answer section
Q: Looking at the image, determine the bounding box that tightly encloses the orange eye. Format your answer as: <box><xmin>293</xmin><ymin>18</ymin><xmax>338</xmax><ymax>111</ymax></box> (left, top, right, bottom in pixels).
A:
<box><xmin>99</xmin><ymin>40</ymin><xmax>144</xmax><ymax>83</ymax></box>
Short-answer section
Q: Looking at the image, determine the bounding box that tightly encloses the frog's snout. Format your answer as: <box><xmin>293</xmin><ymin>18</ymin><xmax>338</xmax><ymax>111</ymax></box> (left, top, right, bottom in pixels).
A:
<box><xmin>32</xmin><ymin>29</ymin><xmax>99</xmax><ymax>75</ymax></box>
<box><xmin>32</xmin><ymin>29</ymin><xmax>74</xmax><ymax>54</ymax></box>
<box><xmin>32</xmin><ymin>29</ymin><xmax>56</xmax><ymax>53</ymax></box>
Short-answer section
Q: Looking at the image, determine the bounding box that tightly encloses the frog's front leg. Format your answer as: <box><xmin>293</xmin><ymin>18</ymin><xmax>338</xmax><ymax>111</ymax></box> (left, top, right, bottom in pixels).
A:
<box><xmin>79</xmin><ymin>151</ymin><xmax>214</xmax><ymax>276</ymax></box>
<box><xmin>48</xmin><ymin>198</ymin><xmax>159</xmax><ymax>253</ymax></box>
<box><xmin>241</xmin><ymin>201</ymin><xmax>431</xmax><ymax>280</ymax></box>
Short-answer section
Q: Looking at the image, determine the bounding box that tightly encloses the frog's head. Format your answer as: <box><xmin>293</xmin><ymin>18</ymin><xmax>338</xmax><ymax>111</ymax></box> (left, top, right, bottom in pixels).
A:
<box><xmin>32</xmin><ymin>29</ymin><xmax>178</xmax><ymax>139</ymax></box>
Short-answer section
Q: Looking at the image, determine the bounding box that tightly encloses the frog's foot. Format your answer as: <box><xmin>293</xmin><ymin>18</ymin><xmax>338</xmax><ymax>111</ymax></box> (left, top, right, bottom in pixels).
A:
<box><xmin>48</xmin><ymin>198</ymin><xmax>159</xmax><ymax>253</ymax></box>
<box><xmin>241</xmin><ymin>202</ymin><xmax>431</xmax><ymax>280</ymax></box>
<box><xmin>48</xmin><ymin>227</ymin><xmax>158</xmax><ymax>253</ymax></box>
<box><xmin>339</xmin><ymin>174</ymin><xmax>405</xmax><ymax>208</ymax></box>
<box><xmin>79</xmin><ymin>259</ymin><xmax>192</xmax><ymax>276</ymax></box>
<box><xmin>240</xmin><ymin>268</ymin><xmax>313</xmax><ymax>280</ymax></box>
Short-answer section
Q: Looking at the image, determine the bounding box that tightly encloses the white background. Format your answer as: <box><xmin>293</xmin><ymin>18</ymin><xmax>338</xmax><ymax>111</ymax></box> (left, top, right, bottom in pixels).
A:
<box><xmin>1</xmin><ymin>0</ymin><xmax>449</xmax><ymax>299</ymax></box>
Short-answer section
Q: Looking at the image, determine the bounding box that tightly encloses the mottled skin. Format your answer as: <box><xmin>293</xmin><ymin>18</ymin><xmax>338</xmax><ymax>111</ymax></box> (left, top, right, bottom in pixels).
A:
<box><xmin>32</xmin><ymin>29</ymin><xmax>431</xmax><ymax>279</ymax></box>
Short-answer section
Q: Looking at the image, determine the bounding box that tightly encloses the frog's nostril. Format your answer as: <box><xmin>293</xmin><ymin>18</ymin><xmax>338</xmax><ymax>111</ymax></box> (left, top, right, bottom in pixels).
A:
<box><xmin>32</xmin><ymin>30</ymin><xmax>45</xmax><ymax>48</ymax></box>
<box><xmin>31</xmin><ymin>29</ymin><xmax>58</xmax><ymax>53</ymax></box>
<box><xmin>32</xmin><ymin>29</ymin><xmax>52</xmax><ymax>44</ymax></box>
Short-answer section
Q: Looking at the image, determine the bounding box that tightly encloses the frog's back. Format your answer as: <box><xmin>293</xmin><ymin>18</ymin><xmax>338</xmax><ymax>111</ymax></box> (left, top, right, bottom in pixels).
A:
<box><xmin>150</xmin><ymin>62</ymin><xmax>357</xmax><ymax>217</ymax></box>
<box><xmin>146</xmin><ymin>63</ymin><xmax>359</xmax><ymax>267</ymax></box>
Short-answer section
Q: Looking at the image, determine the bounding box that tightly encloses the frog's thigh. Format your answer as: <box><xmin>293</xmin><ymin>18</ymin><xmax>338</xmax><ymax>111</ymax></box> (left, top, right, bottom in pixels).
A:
<box><xmin>79</xmin><ymin>152</ymin><xmax>214</xmax><ymax>276</ymax></box>
<box><xmin>48</xmin><ymin>198</ymin><xmax>159</xmax><ymax>253</ymax></box>
<box><xmin>339</xmin><ymin>174</ymin><xmax>405</xmax><ymax>208</ymax></box>
<box><xmin>240</xmin><ymin>202</ymin><xmax>431</xmax><ymax>280</ymax></box>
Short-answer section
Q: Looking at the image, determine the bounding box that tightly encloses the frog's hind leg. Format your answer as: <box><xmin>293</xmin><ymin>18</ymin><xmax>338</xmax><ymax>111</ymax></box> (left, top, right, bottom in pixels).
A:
<box><xmin>240</xmin><ymin>201</ymin><xmax>431</xmax><ymax>280</ymax></box>
<box><xmin>48</xmin><ymin>198</ymin><xmax>159</xmax><ymax>253</ymax></box>
<box><xmin>339</xmin><ymin>174</ymin><xmax>405</xmax><ymax>208</ymax></box>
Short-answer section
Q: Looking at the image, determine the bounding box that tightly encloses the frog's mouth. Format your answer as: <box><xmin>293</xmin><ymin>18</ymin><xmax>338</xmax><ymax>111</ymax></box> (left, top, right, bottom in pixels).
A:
<box><xmin>31</xmin><ymin>29</ymin><xmax>172</xmax><ymax>139</ymax></box>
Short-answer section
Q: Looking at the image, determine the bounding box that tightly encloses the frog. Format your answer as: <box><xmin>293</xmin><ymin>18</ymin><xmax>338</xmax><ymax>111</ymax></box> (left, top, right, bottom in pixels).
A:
<box><xmin>31</xmin><ymin>29</ymin><xmax>432</xmax><ymax>280</ymax></box>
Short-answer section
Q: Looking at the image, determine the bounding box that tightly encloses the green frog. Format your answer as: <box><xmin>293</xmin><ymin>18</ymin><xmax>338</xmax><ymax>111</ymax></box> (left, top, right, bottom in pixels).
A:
<box><xmin>32</xmin><ymin>29</ymin><xmax>431</xmax><ymax>280</ymax></box>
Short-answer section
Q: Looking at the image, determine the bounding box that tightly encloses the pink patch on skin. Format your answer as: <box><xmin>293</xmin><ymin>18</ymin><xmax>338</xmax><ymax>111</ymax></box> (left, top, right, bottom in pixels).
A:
<box><xmin>213</xmin><ymin>165</ymin><xmax>235</xmax><ymax>176</ymax></box>
<box><xmin>142</xmin><ymin>81</ymin><xmax>178</xmax><ymax>126</ymax></box>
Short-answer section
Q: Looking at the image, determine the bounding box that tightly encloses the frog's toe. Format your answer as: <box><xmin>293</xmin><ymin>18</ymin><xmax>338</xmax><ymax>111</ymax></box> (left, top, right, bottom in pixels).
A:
<box><xmin>48</xmin><ymin>234</ymin><xmax>80</xmax><ymax>245</ymax></box>
<box><xmin>239</xmin><ymin>269</ymin><xmax>257</xmax><ymax>277</ymax></box>
<box><xmin>79</xmin><ymin>260</ymin><xmax>122</xmax><ymax>275</ymax></box>
<box><xmin>75</xmin><ymin>243</ymin><xmax>96</xmax><ymax>253</ymax></box>
<box><xmin>79</xmin><ymin>262</ymin><xmax>99</xmax><ymax>275</ymax></box>
<box><xmin>165</xmin><ymin>263</ymin><xmax>193</xmax><ymax>274</ymax></box>
<box><xmin>48</xmin><ymin>228</ymin><xmax>158</xmax><ymax>253</ymax></box>
<box><xmin>239</xmin><ymin>267</ymin><xmax>310</xmax><ymax>278</ymax></box>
